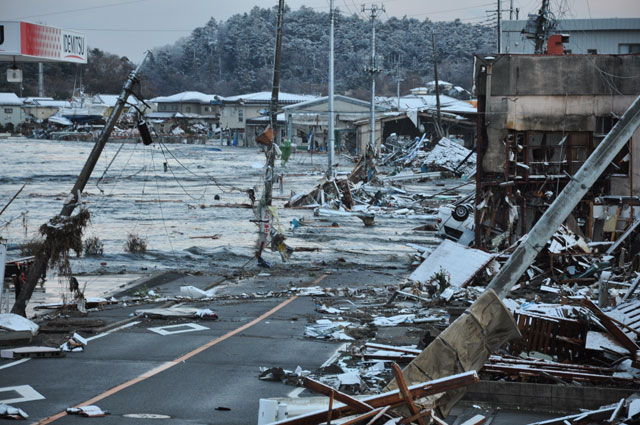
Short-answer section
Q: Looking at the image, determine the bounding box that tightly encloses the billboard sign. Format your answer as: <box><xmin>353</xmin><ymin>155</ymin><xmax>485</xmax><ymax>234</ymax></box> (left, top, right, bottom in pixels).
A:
<box><xmin>0</xmin><ymin>21</ymin><xmax>87</xmax><ymax>63</ymax></box>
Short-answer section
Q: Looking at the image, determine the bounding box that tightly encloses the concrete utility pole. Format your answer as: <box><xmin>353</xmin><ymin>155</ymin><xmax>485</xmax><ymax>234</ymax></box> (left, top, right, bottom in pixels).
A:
<box><xmin>12</xmin><ymin>52</ymin><xmax>151</xmax><ymax>317</ymax></box>
<box><xmin>256</xmin><ymin>0</ymin><xmax>285</xmax><ymax>263</ymax></box>
<box><xmin>38</xmin><ymin>63</ymin><xmax>44</xmax><ymax>97</ymax></box>
<box><xmin>362</xmin><ymin>3</ymin><xmax>384</xmax><ymax>154</ymax></box>
<box><xmin>431</xmin><ymin>31</ymin><xmax>443</xmax><ymax>141</ymax></box>
<box><xmin>327</xmin><ymin>0</ymin><xmax>336</xmax><ymax>179</ymax></box>
<box><xmin>497</xmin><ymin>0</ymin><xmax>502</xmax><ymax>53</ymax></box>
<box><xmin>488</xmin><ymin>94</ymin><xmax>640</xmax><ymax>298</ymax></box>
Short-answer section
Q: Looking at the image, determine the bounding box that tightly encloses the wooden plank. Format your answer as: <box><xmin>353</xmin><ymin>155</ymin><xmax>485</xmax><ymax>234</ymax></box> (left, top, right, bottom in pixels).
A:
<box><xmin>338</xmin><ymin>407</ymin><xmax>385</xmax><ymax>425</ymax></box>
<box><xmin>399</xmin><ymin>409</ymin><xmax>433</xmax><ymax>424</ymax></box>
<box><xmin>273</xmin><ymin>371</ymin><xmax>479</xmax><ymax>425</ymax></box>
<box><xmin>460</xmin><ymin>414</ymin><xmax>487</xmax><ymax>425</ymax></box>
<box><xmin>582</xmin><ymin>298</ymin><xmax>640</xmax><ymax>356</ymax></box>
<box><xmin>391</xmin><ymin>363</ymin><xmax>425</xmax><ymax>425</ymax></box>
<box><xmin>364</xmin><ymin>406</ymin><xmax>390</xmax><ymax>425</ymax></box>
<box><xmin>303</xmin><ymin>378</ymin><xmax>373</xmax><ymax>413</ymax></box>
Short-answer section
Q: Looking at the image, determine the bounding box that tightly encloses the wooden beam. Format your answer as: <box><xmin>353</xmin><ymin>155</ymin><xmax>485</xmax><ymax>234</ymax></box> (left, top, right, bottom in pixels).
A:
<box><xmin>391</xmin><ymin>363</ymin><xmax>425</xmax><ymax>425</ymax></box>
<box><xmin>273</xmin><ymin>371</ymin><xmax>479</xmax><ymax>425</ymax></box>
<box><xmin>303</xmin><ymin>377</ymin><xmax>374</xmax><ymax>413</ymax></box>
<box><xmin>582</xmin><ymin>297</ymin><xmax>640</xmax><ymax>356</ymax></box>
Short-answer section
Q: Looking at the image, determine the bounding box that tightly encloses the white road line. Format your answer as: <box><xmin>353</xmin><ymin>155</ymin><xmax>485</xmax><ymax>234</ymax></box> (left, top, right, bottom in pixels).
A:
<box><xmin>148</xmin><ymin>323</ymin><xmax>209</xmax><ymax>336</ymax></box>
<box><xmin>0</xmin><ymin>358</ymin><xmax>31</xmax><ymax>370</ymax></box>
<box><xmin>287</xmin><ymin>387</ymin><xmax>306</xmax><ymax>398</ymax></box>
<box><xmin>321</xmin><ymin>343</ymin><xmax>347</xmax><ymax>367</ymax></box>
<box><xmin>86</xmin><ymin>320</ymin><xmax>141</xmax><ymax>342</ymax></box>
<box><xmin>0</xmin><ymin>384</ymin><xmax>46</xmax><ymax>404</ymax></box>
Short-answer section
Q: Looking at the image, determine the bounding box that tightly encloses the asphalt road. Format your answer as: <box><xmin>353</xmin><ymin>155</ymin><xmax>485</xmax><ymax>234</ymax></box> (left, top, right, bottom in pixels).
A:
<box><xmin>1</xmin><ymin>296</ymin><xmax>342</xmax><ymax>424</ymax></box>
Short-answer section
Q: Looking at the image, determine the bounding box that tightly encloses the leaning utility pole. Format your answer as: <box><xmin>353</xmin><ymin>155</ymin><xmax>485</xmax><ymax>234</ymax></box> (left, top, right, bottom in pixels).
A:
<box><xmin>256</xmin><ymin>0</ymin><xmax>285</xmax><ymax>263</ymax></box>
<box><xmin>12</xmin><ymin>52</ymin><xmax>151</xmax><ymax>317</ymax></box>
<box><xmin>362</xmin><ymin>3</ymin><xmax>384</xmax><ymax>154</ymax></box>
<box><xmin>327</xmin><ymin>0</ymin><xmax>336</xmax><ymax>179</ymax></box>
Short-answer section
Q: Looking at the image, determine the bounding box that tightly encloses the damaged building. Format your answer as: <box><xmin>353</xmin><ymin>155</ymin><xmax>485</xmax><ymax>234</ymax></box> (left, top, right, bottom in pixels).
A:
<box><xmin>474</xmin><ymin>52</ymin><xmax>640</xmax><ymax>249</ymax></box>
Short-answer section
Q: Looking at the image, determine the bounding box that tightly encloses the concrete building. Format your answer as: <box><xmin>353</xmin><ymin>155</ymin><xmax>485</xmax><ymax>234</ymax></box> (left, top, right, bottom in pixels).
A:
<box><xmin>219</xmin><ymin>92</ymin><xmax>316</xmax><ymax>146</ymax></box>
<box><xmin>474</xmin><ymin>53</ymin><xmax>640</xmax><ymax>249</ymax></box>
<box><xmin>0</xmin><ymin>93</ymin><xmax>23</xmax><ymax>128</ymax></box>
<box><xmin>503</xmin><ymin>18</ymin><xmax>640</xmax><ymax>54</ymax></box>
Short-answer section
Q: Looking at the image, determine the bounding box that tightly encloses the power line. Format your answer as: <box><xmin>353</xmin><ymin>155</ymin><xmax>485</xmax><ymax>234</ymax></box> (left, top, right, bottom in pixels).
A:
<box><xmin>14</xmin><ymin>0</ymin><xmax>152</xmax><ymax>20</ymax></box>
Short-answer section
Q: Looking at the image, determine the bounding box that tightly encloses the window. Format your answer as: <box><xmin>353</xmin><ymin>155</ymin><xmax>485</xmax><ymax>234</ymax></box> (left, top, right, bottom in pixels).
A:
<box><xmin>186</xmin><ymin>106</ymin><xmax>191</xmax><ymax>113</ymax></box>
<box><xmin>619</xmin><ymin>44</ymin><xmax>640</xmax><ymax>54</ymax></box>
<box><xmin>4</xmin><ymin>108</ymin><xmax>13</xmax><ymax>113</ymax></box>
<box><xmin>172</xmin><ymin>105</ymin><xmax>178</xmax><ymax>111</ymax></box>
<box><xmin>159</xmin><ymin>105</ymin><xmax>166</xmax><ymax>111</ymax></box>
<box><xmin>596</xmin><ymin>116</ymin><xmax>618</xmax><ymax>136</ymax></box>
<box><xmin>587</xmin><ymin>49</ymin><xmax>598</xmax><ymax>55</ymax></box>
<box><xmin>238</xmin><ymin>109</ymin><xmax>243</xmax><ymax>122</ymax></box>
<box><xmin>204</xmin><ymin>106</ymin><xmax>209</xmax><ymax>112</ymax></box>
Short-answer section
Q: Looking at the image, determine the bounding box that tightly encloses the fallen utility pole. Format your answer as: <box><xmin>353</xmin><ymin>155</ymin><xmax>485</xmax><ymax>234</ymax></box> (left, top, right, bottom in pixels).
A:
<box><xmin>11</xmin><ymin>51</ymin><xmax>150</xmax><ymax>317</ymax></box>
<box><xmin>256</xmin><ymin>0</ymin><xmax>285</xmax><ymax>262</ymax></box>
<box><xmin>488</xmin><ymin>94</ymin><xmax>640</xmax><ymax>298</ymax></box>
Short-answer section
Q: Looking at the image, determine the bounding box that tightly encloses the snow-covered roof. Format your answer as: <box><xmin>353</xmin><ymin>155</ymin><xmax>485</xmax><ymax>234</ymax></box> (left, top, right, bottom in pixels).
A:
<box><xmin>24</xmin><ymin>99</ymin><xmax>70</xmax><ymax>108</ymax></box>
<box><xmin>223</xmin><ymin>91</ymin><xmax>316</xmax><ymax>104</ymax></box>
<box><xmin>246</xmin><ymin>112</ymin><xmax>286</xmax><ymax>122</ymax></box>
<box><xmin>151</xmin><ymin>91</ymin><xmax>219</xmax><ymax>104</ymax></box>
<box><xmin>0</xmin><ymin>93</ymin><xmax>22</xmax><ymax>106</ymax></box>
<box><xmin>378</xmin><ymin>94</ymin><xmax>476</xmax><ymax>114</ymax></box>
<box><xmin>282</xmin><ymin>94</ymin><xmax>378</xmax><ymax>111</ymax></box>
<box><xmin>93</xmin><ymin>94</ymin><xmax>139</xmax><ymax>107</ymax></box>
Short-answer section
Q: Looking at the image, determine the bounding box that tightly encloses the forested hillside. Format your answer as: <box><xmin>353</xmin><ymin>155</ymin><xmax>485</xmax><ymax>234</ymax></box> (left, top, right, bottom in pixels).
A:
<box><xmin>0</xmin><ymin>6</ymin><xmax>496</xmax><ymax>99</ymax></box>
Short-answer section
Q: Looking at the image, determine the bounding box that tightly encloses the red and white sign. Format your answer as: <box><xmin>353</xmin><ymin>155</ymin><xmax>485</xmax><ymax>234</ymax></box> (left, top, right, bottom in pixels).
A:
<box><xmin>0</xmin><ymin>21</ymin><xmax>87</xmax><ymax>64</ymax></box>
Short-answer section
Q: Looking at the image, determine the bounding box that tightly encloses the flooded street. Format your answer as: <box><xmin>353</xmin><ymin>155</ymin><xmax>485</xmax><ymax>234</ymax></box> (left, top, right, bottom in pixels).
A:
<box><xmin>1</xmin><ymin>137</ymin><xmax>460</xmax><ymax>306</ymax></box>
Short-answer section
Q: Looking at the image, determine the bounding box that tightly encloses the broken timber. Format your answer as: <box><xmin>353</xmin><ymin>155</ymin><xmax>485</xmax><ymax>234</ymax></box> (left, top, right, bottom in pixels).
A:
<box><xmin>271</xmin><ymin>371</ymin><xmax>478</xmax><ymax>425</ymax></box>
<box><xmin>385</xmin><ymin>95</ymin><xmax>640</xmax><ymax>418</ymax></box>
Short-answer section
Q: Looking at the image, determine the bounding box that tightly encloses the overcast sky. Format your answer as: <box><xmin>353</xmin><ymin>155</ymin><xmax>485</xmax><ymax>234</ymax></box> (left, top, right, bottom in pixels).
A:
<box><xmin>5</xmin><ymin>0</ymin><xmax>640</xmax><ymax>61</ymax></box>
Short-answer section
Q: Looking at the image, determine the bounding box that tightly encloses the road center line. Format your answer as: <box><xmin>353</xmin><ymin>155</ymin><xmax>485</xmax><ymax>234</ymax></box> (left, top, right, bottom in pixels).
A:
<box><xmin>38</xmin><ymin>295</ymin><xmax>298</xmax><ymax>424</ymax></box>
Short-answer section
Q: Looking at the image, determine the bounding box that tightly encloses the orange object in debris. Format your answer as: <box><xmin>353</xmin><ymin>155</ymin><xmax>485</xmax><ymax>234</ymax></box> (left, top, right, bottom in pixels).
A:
<box><xmin>256</xmin><ymin>126</ymin><xmax>274</xmax><ymax>146</ymax></box>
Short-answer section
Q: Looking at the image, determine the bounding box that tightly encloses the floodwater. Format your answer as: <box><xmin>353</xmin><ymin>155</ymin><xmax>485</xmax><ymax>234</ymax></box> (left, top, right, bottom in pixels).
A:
<box><xmin>1</xmin><ymin>137</ymin><xmax>462</xmax><ymax>306</ymax></box>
